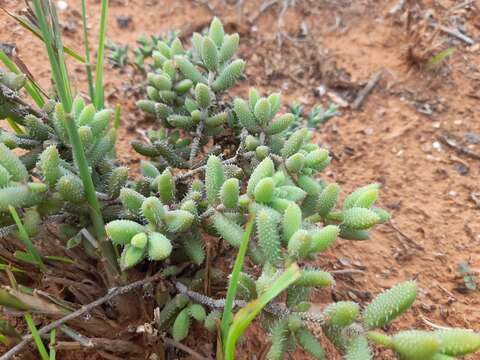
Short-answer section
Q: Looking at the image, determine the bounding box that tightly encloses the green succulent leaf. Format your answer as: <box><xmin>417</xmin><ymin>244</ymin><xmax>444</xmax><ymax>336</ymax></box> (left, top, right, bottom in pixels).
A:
<box><xmin>363</xmin><ymin>281</ymin><xmax>417</xmax><ymax>329</ymax></box>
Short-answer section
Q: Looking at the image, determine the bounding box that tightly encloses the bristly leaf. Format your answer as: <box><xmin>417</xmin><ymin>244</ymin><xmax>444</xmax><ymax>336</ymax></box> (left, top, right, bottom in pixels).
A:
<box><xmin>363</xmin><ymin>281</ymin><xmax>417</xmax><ymax>329</ymax></box>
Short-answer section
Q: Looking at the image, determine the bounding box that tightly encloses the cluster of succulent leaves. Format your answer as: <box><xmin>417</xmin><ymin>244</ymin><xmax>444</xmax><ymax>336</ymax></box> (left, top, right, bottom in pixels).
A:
<box><xmin>132</xmin><ymin>31</ymin><xmax>179</xmax><ymax>72</ymax></box>
<box><xmin>106</xmin><ymin>40</ymin><xmax>129</xmax><ymax>68</ymax></box>
<box><xmin>0</xmin><ymin>68</ymin><xmax>123</xmax><ymax>255</ymax></box>
<box><xmin>2</xmin><ymin>16</ymin><xmax>480</xmax><ymax>360</ymax></box>
<box><xmin>288</xmin><ymin>102</ymin><xmax>339</xmax><ymax>135</ymax></box>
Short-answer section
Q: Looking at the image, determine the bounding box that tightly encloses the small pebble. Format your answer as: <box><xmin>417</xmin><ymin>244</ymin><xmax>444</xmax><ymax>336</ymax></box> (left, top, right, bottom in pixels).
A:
<box><xmin>116</xmin><ymin>15</ymin><xmax>132</xmax><ymax>29</ymax></box>
<box><xmin>57</xmin><ymin>0</ymin><xmax>68</xmax><ymax>11</ymax></box>
<box><xmin>432</xmin><ymin>141</ymin><xmax>442</xmax><ymax>151</ymax></box>
<box><xmin>453</xmin><ymin>163</ymin><xmax>469</xmax><ymax>176</ymax></box>
<box><xmin>464</xmin><ymin>132</ymin><xmax>480</xmax><ymax>144</ymax></box>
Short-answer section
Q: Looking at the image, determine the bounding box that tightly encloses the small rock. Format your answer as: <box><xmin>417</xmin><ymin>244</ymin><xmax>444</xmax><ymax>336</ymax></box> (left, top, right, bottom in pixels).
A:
<box><xmin>432</xmin><ymin>141</ymin><xmax>442</xmax><ymax>151</ymax></box>
<box><xmin>316</xmin><ymin>85</ymin><xmax>326</xmax><ymax>97</ymax></box>
<box><xmin>376</xmin><ymin>107</ymin><xmax>386</xmax><ymax>117</ymax></box>
<box><xmin>464</xmin><ymin>132</ymin><xmax>480</xmax><ymax>144</ymax></box>
<box><xmin>57</xmin><ymin>0</ymin><xmax>68</xmax><ymax>11</ymax></box>
<box><xmin>454</xmin><ymin>163</ymin><xmax>469</xmax><ymax>176</ymax></box>
<box><xmin>0</xmin><ymin>43</ymin><xmax>15</xmax><ymax>56</ymax></box>
<box><xmin>363</xmin><ymin>127</ymin><xmax>374</xmax><ymax>135</ymax></box>
<box><xmin>116</xmin><ymin>16</ymin><xmax>132</xmax><ymax>29</ymax></box>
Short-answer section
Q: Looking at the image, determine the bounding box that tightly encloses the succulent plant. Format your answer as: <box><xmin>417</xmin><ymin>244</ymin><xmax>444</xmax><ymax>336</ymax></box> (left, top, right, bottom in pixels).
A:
<box><xmin>1</xmin><ymin>14</ymin><xmax>479</xmax><ymax>360</ymax></box>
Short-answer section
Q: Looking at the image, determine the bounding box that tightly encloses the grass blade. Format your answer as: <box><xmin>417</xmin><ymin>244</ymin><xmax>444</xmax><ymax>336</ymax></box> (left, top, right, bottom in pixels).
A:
<box><xmin>49</xmin><ymin>329</ymin><xmax>56</xmax><ymax>360</ymax></box>
<box><xmin>6</xmin><ymin>117</ymin><xmax>24</xmax><ymax>135</ymax></box>
<box><xmin>62</xmin><ymin>112</ymin><xmax>119</xmax><ymax>275</ymax></box>
<box><xmin>0</xmin><ymin>50</ymin><xmax>45</xmax><ymax>107</ymax></box>
<box><xmin>8</xmin><ymin>206</ymin><xmax>46</xmax><ymax>272</ymax></box>
<box><xmin>0</xmin><ymin>8</ymin><xmax>85</xmax><ymax>63</ymax></box>
<box><xmin>94</xmin><ymin>0</ymin><xmax>109</xmax><ymax>109</ymax></box>
<box><xmin>48</xmin><ymin>2</ymin><xmax>72</xmax><ymax>103</ymax></box>
<box><xmin>31</xmin><ymin>0</ymin><xmax>72</xmax><ymax>109</ymax></box>
<box><xmin>31</xmin><ymin>0</ymin><xmax>119</xmax><ymax>276</ymax></box>
<box><xmin>427</xmin><ymin>47</ymin><xmax>455</xmax><ymax>69</ymax></box>
<box><xmin>81</xmin><ymin>0</ymin><xmax>95</xmax><ymax>102</ymax></box>
<box><xmin>223</xmin><ymin>263</ymin><xmax>300</xmax><ymax>360</ymax></box>
<box><xmin>24</xmin><ymin>313</ymin><xmax>50</xmax><ymax>360</ymax></box>
<box><xmin>220</xmin><ymin>214</ymin><xmax>255</xmax><ymax>345</ymax></box>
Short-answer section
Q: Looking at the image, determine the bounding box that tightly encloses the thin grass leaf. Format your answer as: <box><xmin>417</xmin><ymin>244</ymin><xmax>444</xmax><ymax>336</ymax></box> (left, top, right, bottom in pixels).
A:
<box><xmin>113</xmin><ymin>104</ymin><xmax>121</xmax><ymax>130</ymax></box>
<box><xmin>44</xmin><ymin>255</ymin><xmax>75</xmax><ymax>264</ymax></box>
<box><xmin>220</xmin><ymin>214</ymin><xmax>255</xmax><ymax>344</ymax></box>
<box><xmin>427</xmin><ymin>47</ymin><xmax>455</xmax><ymax>69</ymax></box>
<box><xmin>31</xmin><ymin>0</ymin><xmax>119</xmax><ymax>275</ymax></box>
<box><xmin>6</xmin><ymin>117</ymin><xmax>24</xmax><ymax>135</ymax></box>
<box><xmin>223</xmin><ymin>263</ymin><xmax>300</xmax><ymax>360</ymax></box>
<box><xmin>0</xmin><ymin>50</ymin><xmax>45</xmax><ymax>107</ymax></box>
<box><xmin>0</xmin><ymin>263</ymin><xmax>25</xmax><ymax>273</ymax></box>
<box><xmin>1</xmin><ymin>8</ymin><xmax>85</xmax><ymax>63</ymax></box>
<box><xmin>31</xmin><ymin>0</ymin><xmax>72</xmax><ymax>109</ymax></box>
<box><xmin>81</xmin><ymin>0</ymin><xmax>95</xmax><ymax>102</ymax></box>
<box><xmin>9</xmin><ymin>206</ymin><xmax>46</xmax><ymax>272</ymax></box>
<box><xmin>24</xmin><ymin>313</ymin><xmax>50</xmax><ymax>360</ymax></box>
<box><xmin>49</xmin><ymin>329</ymin><xmax>56</xmax><ymax>360</ymax></box>
<box><xmin>48</xmin><ymin>2</ymin><xmax>72</xmax><ymax>103</ymax></box>
<box><xmin>94</xmin><ymin>0</ymin><xmax>109</xmax><ymax>109</ymax></box>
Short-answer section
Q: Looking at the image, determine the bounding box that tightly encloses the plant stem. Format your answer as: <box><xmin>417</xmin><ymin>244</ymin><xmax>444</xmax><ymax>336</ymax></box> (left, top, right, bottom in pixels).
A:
<box><xmin>81</xmin><ymin>0</ymin><xmax>95</xmax><ymax>102</ymax></box>
<box><xmin>0</xmin><ymin>50</ymin><xmax>45</xmax><ymax>107</ymax></box>
<box><xmin>8</xmin><ymin>206</ymin><xmax>46</xmax><ymax>272</ymax></box>
<box><xmin>220</xmin><ymin>214</ymin><xmax>255</xmax><ymax>346</ymax></box>
<box><xmin>223</xmin><ymin>263</ymin><xmax>300</xmax><ymax>360</ymax></box>
<box><xmin>62</xmin><ymin>112</ymin><xmax>119</xmax><ymax>275</ymax></box>
<box><xmin>94</xmin><ymin>0</ymin><xmax>109</xmax><ymax>110</ymax></box>
<box><xmin>31</xmin><ymin>0</ymin><xmax>72</xmax><ymax>110</ymax></box>
<box><xmin>6</xmin><ymin>117</ymin><xmax>24</xmax><ymax>135</ymax></box>
<box><xmin>48</xmin><ymin>329</ymin><xmax>56</xmax><ymax>360</ymax></box>
<box><xmin>24</xmin><ymin>313</ymin><xmax>49</xmax><ymax>360</ymax></box>
<box><xmin>31</xmin><ymin>0</ymin><xmax>119</xmax><ymax>276</ymax></box>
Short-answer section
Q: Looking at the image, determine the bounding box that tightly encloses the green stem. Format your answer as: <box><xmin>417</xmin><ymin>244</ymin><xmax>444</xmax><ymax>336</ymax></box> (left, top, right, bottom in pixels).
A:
<box><xmin>31</xmin><ymin>0</ymin><xmax>72</xmax><ymax>110</ymax></box>
<box><xmin>220</xmin><ymin>214</ymin><xmax>255</xmax><ymax>345</ymax></box>
<box><xmin>81</xmin><ymin>0</ymin><xmax>95</xmax><ymax>102</ymax></box>
<box><xmin>49</xmin><ymin>329</ymin><xmax>56</xmax><ymax>360</ymax></box>
<box><xmin>94</xmin><ymin>0</ymin><xmax>109</xmax><ymax>110</ymax></box>
<box><xmin>62</xmin><ymin>113</ymin><xmax>119</xmax><ymax>275</ymax></box>
<box><xmin>9</xmin><ymin>206</ymin><xmax>46</xmax><ymax>272</ymax></box>
<box><xmin>6</xmin><ymin>117</ymin><xmax>24</xmax><ymax>135</ymax></box>
<box><xmin>223</xmin><ymin>263</ymin><xmax>300</xmax><ymax>360</ymax></box>
<box><xmin>0</xmin><ymin>50</ymin><xmax>45</xmax><ymax>108</ymax></box>
<box><xmin>24</xmin><ymin>313</ymin><xmax>49</xmax><ymax>360</ymax></box>
<box><xmin>31</xmin><ymin>0</ymin><xmax>119</xmax><ymax>277</ymax></box>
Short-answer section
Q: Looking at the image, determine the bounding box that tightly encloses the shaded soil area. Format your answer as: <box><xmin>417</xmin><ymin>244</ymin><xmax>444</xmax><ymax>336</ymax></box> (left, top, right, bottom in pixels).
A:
<box><xmin>1</xmin><ymin>0</ymin><xmax>480</xmax><ymax>358</ymax></box>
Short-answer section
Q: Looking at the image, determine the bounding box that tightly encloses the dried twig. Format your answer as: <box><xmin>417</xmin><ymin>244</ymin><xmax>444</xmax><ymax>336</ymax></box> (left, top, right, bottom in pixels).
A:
<box><xmin>0</xmin><ymin>273</ymin><xmax>163</xmax><ymax>360</ymax></box>
<box><xmin>437</xmin><ymin>24</ymin><xmax>475</xmax><ymax>45</ymax></box>
<box><xmin>175</xmin><ymin>151</ymin><xmax>254</xmax><ymax>182</ymax></box>
<box><xmin>387</xmin><ymin>222</ymin><xmax>424</xmax><ymax>251</ymax></box>
<box><xmin>388</xmin><ymin>0</ymin><xmax>406</xmax><ymax>15</ymax></box>
<box><xmin>163</xmin><ymin>336</ymin><xmax>212</xmax><ymax>360</ymax></box>
<box><xmin>439</xmin><ymin>134</ymin><xmax>480</xmax><ymax>161</ymax></box>
<box><xmin>175</xmin><ymin>282</ymin><xmax>326</xmax><ymax>324</ymax></box>
<box><xmin>189</xmin><ymin>119</ymin><xmax>205</xmax><ymax>164</ymax></box>
<box><xmin>249</xmin><ymin>0</ymin><xmax>278</xmax><ymax>23</ymax></box>
<box><xmin>0</xmin><ymin>82</ymin><xmax>47</xmax><ymax>120</ymax></box>
<box><xmin>0</xmin><ymin>214</ymin><xmax>67</xmax><ymax>239</ymax></box>
<box><xmin>421</xmin><ymin>316</ymin><xmax>456</xmax><ymax>330</ymax></box>
<box><xmin>351</xmin><ymin>71</ymin><xmax>383</xmax><ymax>109</ymax></box>
<box><xmin>330</xmin><ymin>269</ymin><xmax>365</xmax><ymax>275</ymax></box>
